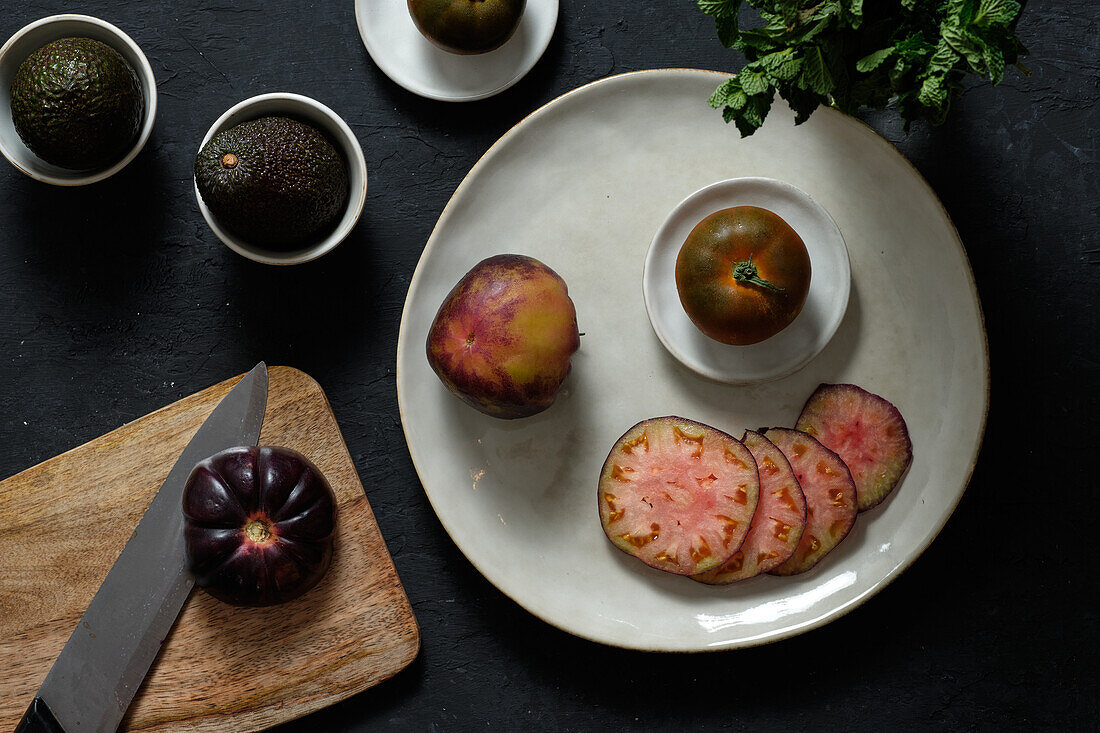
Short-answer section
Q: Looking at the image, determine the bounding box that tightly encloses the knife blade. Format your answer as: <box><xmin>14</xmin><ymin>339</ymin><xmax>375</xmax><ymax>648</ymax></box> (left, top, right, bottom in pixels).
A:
<box><xmin>15</xmin><ymin>363</ymin><xmax>269</xmax><ymax>733</ymax></box>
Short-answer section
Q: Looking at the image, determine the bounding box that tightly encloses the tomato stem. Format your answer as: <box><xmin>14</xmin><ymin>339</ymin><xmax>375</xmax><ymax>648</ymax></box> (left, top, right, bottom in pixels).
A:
<box><xmin>733</xmin><ymin>258</ymin><xmax>783</xmax><ymax>291</ymax></box>
<box><xmin>245</xmin><ymin>519</ymin><xmax>272</xmax><ymax>543</ymax></box>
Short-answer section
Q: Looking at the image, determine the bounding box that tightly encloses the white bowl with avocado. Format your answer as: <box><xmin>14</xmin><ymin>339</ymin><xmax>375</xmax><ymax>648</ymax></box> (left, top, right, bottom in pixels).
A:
<box><xmin>193</xmin><ymin>93</ymin><xmax>368</xmax><ymax>266</ymax></box>
<box><xmin>0</xmin><ymin>14</ymin><xmax>157</xmax><ymax>186</ymax></box>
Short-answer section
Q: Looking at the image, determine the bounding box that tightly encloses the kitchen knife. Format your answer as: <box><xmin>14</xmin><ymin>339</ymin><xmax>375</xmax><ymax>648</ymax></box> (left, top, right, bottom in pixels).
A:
<box><xmin>15</xmin><ymin>363</ymin><xmax>269</xmax><ymax>733</ymax></box>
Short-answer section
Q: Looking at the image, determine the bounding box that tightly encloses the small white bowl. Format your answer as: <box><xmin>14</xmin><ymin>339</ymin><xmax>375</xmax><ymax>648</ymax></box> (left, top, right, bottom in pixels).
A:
<box><xmin>354</xmin><ymin>0</ymin><xmax>558</xmax><ymax>102</ymax></box>
<box><xmin>0</xmin><ymin>14</ymin><xmax>157</xmax><ymax>186</ymax></box>
<box><xmin>194</xmin><ymin>93</ymin><xmax>368</xmax><ymax>266</ymax></box>
<box><xmin>642</xmin><ymin>177</ymin><xmax>851</xmax><ymax>384</ymax></box>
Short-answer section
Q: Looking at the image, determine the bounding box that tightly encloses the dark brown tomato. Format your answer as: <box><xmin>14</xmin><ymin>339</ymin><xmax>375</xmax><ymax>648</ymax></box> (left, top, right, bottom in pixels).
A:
<box><xmin>183</xmin><ymin>446</ymin><xmax>336</xmax><ymax>607</ymax></box>
<box><xmin>675</xmin><ymin>206</ymin><xmax>811</xmax><ymax>345</ymax></box>
<box><xmin>408</xmin><ymin>0</ymin><xmax>526</xmax><ymax>55</ymax></box>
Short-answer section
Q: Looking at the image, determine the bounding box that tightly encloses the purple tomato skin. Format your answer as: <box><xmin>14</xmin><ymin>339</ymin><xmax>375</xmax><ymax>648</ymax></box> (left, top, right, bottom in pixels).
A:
<box><xmin>426</xmin><ymin>254</ymin><xmax>580</xmax><ymax>419</ymax></box>
<box><xmin>183</xmin><ymin>446</ymin><xmax>336</xmax><ymax>607</ymax></box>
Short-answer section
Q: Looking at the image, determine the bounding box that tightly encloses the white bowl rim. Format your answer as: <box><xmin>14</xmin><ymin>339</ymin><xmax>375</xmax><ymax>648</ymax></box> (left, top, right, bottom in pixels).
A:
<box><xmin>353</xmin><ymin>0</ymin><xmax>560</xmax><ymax>103</ymax></box>
<box><xmin>641</xmin><ymin>175</ymin><xmax>852</xmax><ymax>384</ymax></box>
<box><xmin>0</xmin><ymin>13</ymin><xmax>158</xmax><ymax>186</ymax></box>
<box><xmin>193</xmin><ymin>92</ymin><xmax>369</xmax><ymax>266</ymax></box>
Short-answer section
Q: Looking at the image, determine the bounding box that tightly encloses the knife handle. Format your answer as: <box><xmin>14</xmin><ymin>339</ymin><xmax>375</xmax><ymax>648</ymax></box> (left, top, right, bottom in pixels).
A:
<box><xmin>14</xmin><ymin>697</ymin><xmax>65</xmax><ymax>733</ymax></box>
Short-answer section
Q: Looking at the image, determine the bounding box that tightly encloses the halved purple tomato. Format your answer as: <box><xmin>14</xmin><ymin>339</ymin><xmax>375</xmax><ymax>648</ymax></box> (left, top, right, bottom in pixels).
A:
<box><xmin>763</xmin><ymin>428</ymin><xmax>856</xmax><ymax>576</ymax></box>
<box><xmin>694</xmin><ymin>429</ymin><xmax>807</xmax><ymax>584</ymax></box>
<box><xmin>598</xmin><ymin>417</ymin><xmax>759</xmax><ymax>576</ymax></box>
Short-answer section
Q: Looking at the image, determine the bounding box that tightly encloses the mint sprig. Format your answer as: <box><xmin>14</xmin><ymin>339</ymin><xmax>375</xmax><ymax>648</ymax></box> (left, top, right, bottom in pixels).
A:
<box><xmin>700</xmin><ymin>0</ymin><xmax>1028</xmax><ymax>136</ymax></box>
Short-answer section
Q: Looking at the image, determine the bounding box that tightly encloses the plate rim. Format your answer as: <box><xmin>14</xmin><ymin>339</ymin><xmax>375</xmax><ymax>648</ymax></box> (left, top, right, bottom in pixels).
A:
<box><xmin>396</xmin><ymin>68</ymin><xmax>990</xmax><ymax>651</ymax></box>
<box><xmin>353</xmin><ymin>0</ymin><xmax>560</xmax><ymax>102</ymax></box>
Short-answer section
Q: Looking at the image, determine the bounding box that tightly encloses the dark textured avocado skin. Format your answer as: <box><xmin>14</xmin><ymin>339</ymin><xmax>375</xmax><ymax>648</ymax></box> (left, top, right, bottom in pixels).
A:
<box><xmin>194</xmin><ymin>116</ymin><xmax>349</xmax><ymax>249</ymax></box>
<box><xmin>10</xmin><ymin>37</ymin><xmax>143</xmax><ymax>170</ymax></box>
<box><xmin>408</xmin><ymin>0</ymin><xmax>526</xmax><ymax>55</ymax></box>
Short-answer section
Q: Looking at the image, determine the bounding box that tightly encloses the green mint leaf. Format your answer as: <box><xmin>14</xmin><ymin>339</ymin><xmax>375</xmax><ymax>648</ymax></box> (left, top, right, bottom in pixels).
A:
<box><xmin>794</xmin><ymin>15</ymin><xmax>834</xmax><ymax>43</ymax></box>
<box><xmin>739</xmin><ymin>68</ymin><xmax>772</xmax><ymax>96</ymax></box>
<box><xmin>733</xmin><ymin>116</ymin><xmax>760</xmax><ymax>137</ymax></box>
<box><xmin>895</xmin><ymin>33</ymin><xmax>934</xmax><ymax>62</ymax></box>
<box><xmin>844</xmin><ymin>0</ymin><xmax>864</xmax><ymax>26</ymax></box>
<box><xmin>983</xmin><ymin>43</ymin><xmax>1006</xmax><ymax>83</ymax></box>
<box><xmin>760</xmin><ymin>48</ymin><xmax>803</xmax><ymax>81</ymax></box>
<box><xmin>974</xmin><ymin>0</ymin><xmax>1021</xmax><ymax>26</ymax></box>
<box><xmin>917</xmin><ymin>75</ymin><xmax>948</xmax><ymax>109</ymax></box>
<box><xmin>776</xmin><ymin>3</ymin><xmax>800</xmax><ymax>27</ymax></box>
<box><xmin>709</xmin><ymin>78</ymin><xmax>751</xmax><ymax>111</ymax></box>
<box><xmin>737</xmin><ymin>28</ymin><xmax>782</xmax><ymax>54</ymax></box>
<box><xmin>856</xmin><ymin>47</ymin><xmax>895</xmax><ymax>72</ymax></box>
<box><xmin>799</xmin><ymin>45</ymin><xmax>835</xmax><ymax>95</ymax></box>
<box><xmin>735</xmin><ymin>94</ymin><xmax>774</xmax><ymax>136</ymax></box>
<box><xmin>778</xmin><ymin>86</ymin><xmax>824</xmax><ymax>125</ymax></box>
<box><xmin>698</xmin><ymin>0</ymin><xmax>741</xmax><ymax>18</ymax></box>
<box><xmin>947</xmin><ymin>0</ymin><xmax>980</xmax><ymax>26</ymax></box>
<box><xmin>708</xmin><ymin>79</ymin><xmax>740</xmax><ymax>109</ymax></box>
<box><xmin>698</xmin><ymin>0</ymin><xmax>1026</xmax><ymax>135</ymax></box>
<box><xmin>807</xmin><ymin>0</ymin><xmax>842</xmax><ymax>23</ymax></box>
<box><xmin>927</xmin><ymin>36</ymin><xmax>961</xmax><ymax>74</ymax></box>
<box><xmin>942</xmin><ymin>25</ymin><xmax>987</xmax><ymax>72</ymax></box>
<box><xmin>715</xmin><ymin>16</ymin><xmax>741</xmax><ymax>47</ymax></box>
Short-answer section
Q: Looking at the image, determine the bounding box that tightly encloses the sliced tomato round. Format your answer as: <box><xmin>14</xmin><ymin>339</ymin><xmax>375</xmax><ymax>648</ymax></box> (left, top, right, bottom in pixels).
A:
<box><xmin>598</xmin><ymin>417</ymin><xmax>760</xmax><ymax>576</ymax></box>
<box><xmin>763</xmin><ymin>427</ymin><xmax>857</xmax><ymax>576</ymax></box>
<box><xmin>796</xmin><ymin>383</ymin><xmax>913</xmax><ymax>512</ymax></box>
<box><xmin>694</xmin><ymin>429</ymin><xmax>807</xmax><ymax>584</ymax></box>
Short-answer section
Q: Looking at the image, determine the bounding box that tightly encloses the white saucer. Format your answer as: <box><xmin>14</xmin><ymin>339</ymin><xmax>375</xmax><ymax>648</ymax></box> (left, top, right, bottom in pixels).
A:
<box><xmin>642</xmin><ymin>177</ymin><xmax>851</xmax><ymax>384</ymax></box>
<box><xmin>354</xmin><ymin>0</ymin><xmax>558</xmax><ymax>102</ymax></box>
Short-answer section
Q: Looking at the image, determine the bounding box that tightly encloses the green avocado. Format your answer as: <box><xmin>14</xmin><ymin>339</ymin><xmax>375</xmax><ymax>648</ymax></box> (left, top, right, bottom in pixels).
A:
<box><xmin>194</xmin><ymin>116</ymin><xmax>349</xmax><ymax>249</ymax></box>
<box><xmin>408</xmin><ymin>0</ymin><xmax>526</xmax><ymax>55</ymax></box>
<box><xmin>10</xmin><ymin>37</ymin><xmax>144</xmax><ymax>170</ymax></box>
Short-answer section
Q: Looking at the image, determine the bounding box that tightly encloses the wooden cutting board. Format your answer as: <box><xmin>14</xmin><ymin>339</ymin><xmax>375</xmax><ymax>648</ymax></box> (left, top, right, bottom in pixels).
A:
<box><xmin>0</xmin><ymin>366</ymin><xmax>419</xmax><ymax>732</ymax></box>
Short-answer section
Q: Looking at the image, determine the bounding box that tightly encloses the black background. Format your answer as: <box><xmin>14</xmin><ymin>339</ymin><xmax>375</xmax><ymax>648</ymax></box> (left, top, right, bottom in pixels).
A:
<box><xmin>1</xmin><ymin>1</ymin><xmax>1096</xmax><ymax>730</ymax></box>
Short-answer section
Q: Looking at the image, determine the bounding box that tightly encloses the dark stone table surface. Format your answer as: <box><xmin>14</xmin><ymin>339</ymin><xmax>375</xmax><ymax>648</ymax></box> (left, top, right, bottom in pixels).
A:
<box><xmin>1</xmin><ymin>1</ymin><xmax>1095</xmax><ymax>730</ymax></box>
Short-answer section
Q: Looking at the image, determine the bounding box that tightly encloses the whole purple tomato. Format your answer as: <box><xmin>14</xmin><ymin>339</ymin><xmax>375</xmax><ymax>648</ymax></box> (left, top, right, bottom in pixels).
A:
<box><xmin>182</xmin><ymin>446</ymin><xmax>336</xmax><ymax>607</ymax></box>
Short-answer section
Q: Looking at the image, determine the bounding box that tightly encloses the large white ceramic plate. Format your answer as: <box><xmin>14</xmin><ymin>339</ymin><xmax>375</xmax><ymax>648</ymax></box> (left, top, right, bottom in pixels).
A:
<box><xmin>354</xmin><ymin>0</ymin><xmax>558</xmax><ymax>102</ymax></box>
<box><xmin>397</xmin><ymin>70</ymin><xmax>988</xmax><ymax>651</ymax></box>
